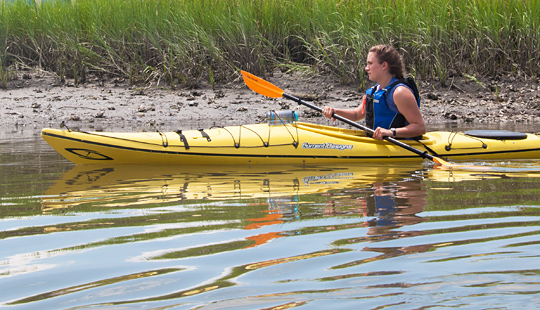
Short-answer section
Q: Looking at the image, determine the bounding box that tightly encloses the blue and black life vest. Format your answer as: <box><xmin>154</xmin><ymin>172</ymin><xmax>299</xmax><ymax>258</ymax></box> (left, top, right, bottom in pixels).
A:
<box><xmin>365</xmin><ymin>76</ymin><xmax>420</xmax><ymax>130</ymax></box>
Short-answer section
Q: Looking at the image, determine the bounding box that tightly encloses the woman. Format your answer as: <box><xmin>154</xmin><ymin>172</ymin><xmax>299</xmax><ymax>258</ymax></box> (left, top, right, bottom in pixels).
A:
<box><xmin>322</xmin><ymin>45</ymin><xmax>426</xmax><ymax>140</ymax></box>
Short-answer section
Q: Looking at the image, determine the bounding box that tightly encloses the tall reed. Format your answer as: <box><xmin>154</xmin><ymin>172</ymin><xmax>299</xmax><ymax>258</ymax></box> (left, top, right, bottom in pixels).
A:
<box><xmin>0</xmin><ymin>0</ymin><xmax>538</xmax><ymax>88</ymax></box>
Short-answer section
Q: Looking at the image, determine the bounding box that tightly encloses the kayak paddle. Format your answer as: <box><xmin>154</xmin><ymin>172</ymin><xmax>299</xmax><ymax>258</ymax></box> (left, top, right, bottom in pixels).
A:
<box><xmin>241</xmin><ymin>70</ymin><xmax>454</xmax><ymax>167</ymax></box>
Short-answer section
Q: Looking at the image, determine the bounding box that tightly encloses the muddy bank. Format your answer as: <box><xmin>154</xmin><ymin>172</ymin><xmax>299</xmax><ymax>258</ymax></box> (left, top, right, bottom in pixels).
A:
<box><xmin>2</xmin><ymin>69</ymin><xmax>540</xmax><ymax>137</ymax></box>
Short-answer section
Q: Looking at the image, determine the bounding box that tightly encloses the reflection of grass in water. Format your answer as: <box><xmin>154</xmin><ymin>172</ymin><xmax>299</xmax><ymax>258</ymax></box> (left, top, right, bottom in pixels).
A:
<box><xmin>8</xmin><ymin>268</ymin><xmax>183</xmax><ymax>305</ymax></box>
<box><xmin>128</xmin><ymin>249</ymin><xmax>347</xmax><ymax>304</ymax></box>
<box><xmin>447</xmin><ymin>159</ymin><xmax>540</xmax><ymax>173</ymax></box>
<box><xmin>153</xmin><ymin>240</ymin><xmax>255</xmax><ymax>260</ymax></box>
<box><xmin>427</xmin><ymin>177</ymin><xmax>540</xmax><ymax>211</ymax></box>
<box><xmin>1</xmin><ymin>0</ymin><xmax>538</xmax><ymax>86</ymax></box>
<box><xmin>428</xmin><ymin>159</ymin><xmax>540</xmax><ymax>210</ymax></box>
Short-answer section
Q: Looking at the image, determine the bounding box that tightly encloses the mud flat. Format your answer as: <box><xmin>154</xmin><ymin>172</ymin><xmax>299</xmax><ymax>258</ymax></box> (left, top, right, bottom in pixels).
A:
<box><xmin>2</xmin><ymin>69</ymin><xmax>540</xmax><ymax>137</ymax></box>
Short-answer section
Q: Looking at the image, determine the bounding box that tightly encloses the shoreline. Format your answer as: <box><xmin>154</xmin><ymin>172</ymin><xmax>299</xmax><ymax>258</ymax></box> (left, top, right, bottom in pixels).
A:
<box><xmin>2</xmin><ymin>70</ymin><xmax>540</xmax><ymax>138</ymax></box>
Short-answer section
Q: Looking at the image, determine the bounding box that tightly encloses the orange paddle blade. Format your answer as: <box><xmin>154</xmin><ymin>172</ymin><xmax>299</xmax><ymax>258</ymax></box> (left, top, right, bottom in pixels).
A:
<box><xmin>241</xmin><ymin>70</ymin><xmax>284</xmax><ymax>98</ymax></box>
<box><xmin>432</xmin><ymin>156</ymin><xmax>493</xmax><ymax>171</ymax></box>
<box><xmin>432</xmin><ymin>156</ymin><xmax>454</xmax><ymax>167</ymax></box>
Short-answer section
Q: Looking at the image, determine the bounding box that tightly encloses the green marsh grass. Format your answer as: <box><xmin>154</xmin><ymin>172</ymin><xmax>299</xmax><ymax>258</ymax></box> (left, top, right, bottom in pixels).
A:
<box><xmin>0</xmin><ymin>0</ymin><xmax>538</xmax><ymax>87</ymax></box>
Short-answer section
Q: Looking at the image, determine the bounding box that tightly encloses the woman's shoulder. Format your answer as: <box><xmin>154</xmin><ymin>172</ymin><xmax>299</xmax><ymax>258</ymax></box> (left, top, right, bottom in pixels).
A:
<box><xmin>393</xmin><ymin>85</ymin><xmax>415</xmax><ymax>98</ymax></box>
<box><xmin>392</xmin><ymin>85</ymin><xmax>420</xmax><ymax>110</ymax></box>
<box><xmin>390</xmin><ymin>77</ymin><xmax>420</xmax><ymax>100</ymax></box>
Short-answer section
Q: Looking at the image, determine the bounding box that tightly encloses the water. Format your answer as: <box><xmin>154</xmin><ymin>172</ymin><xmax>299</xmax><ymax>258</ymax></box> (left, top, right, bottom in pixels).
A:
<box><xmin>2</xmin><ymin>130</ymin><xmax>540</xmax><ymax>309</ymax></box>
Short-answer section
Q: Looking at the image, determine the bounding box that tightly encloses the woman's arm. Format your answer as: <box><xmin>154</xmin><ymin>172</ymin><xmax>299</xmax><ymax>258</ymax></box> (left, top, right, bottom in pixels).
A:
<box><xmin>322</xmin><ymin>98</ymin><xmax>366</xmax><ymax>122</ymax></box>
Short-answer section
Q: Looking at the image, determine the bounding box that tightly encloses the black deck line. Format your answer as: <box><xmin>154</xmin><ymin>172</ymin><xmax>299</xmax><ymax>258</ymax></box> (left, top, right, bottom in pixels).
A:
<box><xmin>42</xmin><ymin>131</ymin><xmax>417</xmax><ymax>160</ymax></box>
<box><xmin>42</xmin><ymin>131</ymin><xmax>540</xmax><ymax>160</ymax></box>
<box><xmin>443</xmin><ymin>147</ymin><xmax>540</xmax><ymax>157</ymax></box>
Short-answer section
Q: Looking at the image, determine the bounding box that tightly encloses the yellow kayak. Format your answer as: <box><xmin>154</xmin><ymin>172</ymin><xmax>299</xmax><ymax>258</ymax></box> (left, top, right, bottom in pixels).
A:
<box><xmin>41</xmin><ymin>122</ymin><xmax>540</xmax><ymax>165</ymax></box>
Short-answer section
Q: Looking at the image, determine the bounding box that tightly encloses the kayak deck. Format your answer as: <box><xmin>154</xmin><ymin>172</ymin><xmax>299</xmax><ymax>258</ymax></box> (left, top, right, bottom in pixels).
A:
<box><xmin>41</xmin><ymin>122</ymin><xmax>540</xmax><ymax>165</ymax></box>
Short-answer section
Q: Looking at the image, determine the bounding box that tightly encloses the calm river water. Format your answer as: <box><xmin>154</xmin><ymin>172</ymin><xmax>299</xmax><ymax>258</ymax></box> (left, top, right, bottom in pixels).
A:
<box><xmin>2</xmin><ymin>126</ymin><xmax>540</xmax><ymax>309</ymax></box>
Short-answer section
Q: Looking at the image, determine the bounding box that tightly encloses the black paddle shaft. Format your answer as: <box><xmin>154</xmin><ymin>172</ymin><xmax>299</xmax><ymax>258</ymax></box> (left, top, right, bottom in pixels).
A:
<box><xmin>283</xmin><ymin>93</ymin><xmax>435</xmax><ymax>161</ymax></box>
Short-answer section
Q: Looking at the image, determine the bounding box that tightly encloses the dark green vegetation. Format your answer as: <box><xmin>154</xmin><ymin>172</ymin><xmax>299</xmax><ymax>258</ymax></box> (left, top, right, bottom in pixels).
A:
<box><xmin>1</xmin><ymin>0</ymin><xmax>538</xmax><ymax>88</ymax></box>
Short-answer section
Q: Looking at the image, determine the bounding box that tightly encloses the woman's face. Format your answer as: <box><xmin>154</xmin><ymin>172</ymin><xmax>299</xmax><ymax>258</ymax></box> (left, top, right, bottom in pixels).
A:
<box><xmin>365</xmin><ymin>52</ymin><xmax>387</xmax><ymax>82</ymax></box>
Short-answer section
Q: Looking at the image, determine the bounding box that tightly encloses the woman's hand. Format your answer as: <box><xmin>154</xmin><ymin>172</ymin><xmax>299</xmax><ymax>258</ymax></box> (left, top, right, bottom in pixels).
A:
<box><xmin>322</xmin><ymin>106</ymin><xmax>335</xmax><ymax>120</ymax></box>
<box><xmin>373</xmin><ymin>127</ymin><xmax>393</xmax><ymax>141</ymax></box>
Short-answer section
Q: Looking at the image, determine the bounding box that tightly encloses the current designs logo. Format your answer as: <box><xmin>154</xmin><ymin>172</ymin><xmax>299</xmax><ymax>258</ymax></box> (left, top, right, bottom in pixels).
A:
<box><xmin>301</xmin><ymin>142</ymin><xmax>353</xmax><ymax>151</ymax></box>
